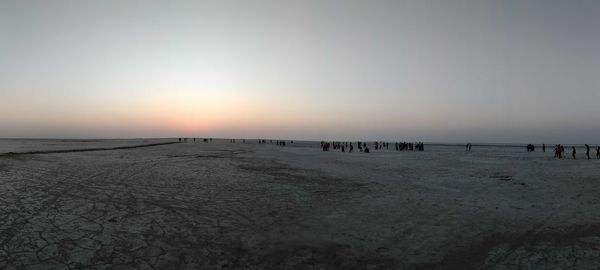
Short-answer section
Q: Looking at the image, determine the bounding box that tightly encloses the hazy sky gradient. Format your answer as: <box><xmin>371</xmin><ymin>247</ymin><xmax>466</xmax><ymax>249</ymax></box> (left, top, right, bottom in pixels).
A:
<box><xmin>1</xmin><ymin>0</ymin><xmax>599</xmax><ymax>143</ymax></box>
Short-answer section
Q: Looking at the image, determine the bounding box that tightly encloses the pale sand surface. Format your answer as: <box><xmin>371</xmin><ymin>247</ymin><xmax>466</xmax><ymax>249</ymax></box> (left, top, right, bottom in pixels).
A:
<box><xmin>1</xmin><ymin>139</ymin><xmax>599</xmax><ymax>269</ymax></box>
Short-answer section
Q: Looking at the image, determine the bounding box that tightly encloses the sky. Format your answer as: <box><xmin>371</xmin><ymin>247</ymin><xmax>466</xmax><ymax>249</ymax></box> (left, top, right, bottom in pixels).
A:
<box><xmin>1</xmin><ymin>0</ymin><xmax>599</xmax><ymax>143</ymax></box>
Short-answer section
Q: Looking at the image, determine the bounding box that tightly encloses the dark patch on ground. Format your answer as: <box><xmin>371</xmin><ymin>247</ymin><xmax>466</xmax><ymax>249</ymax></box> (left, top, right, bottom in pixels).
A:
<box><xmin>238</xmin><ymin>161</ymin><xmax>369</xmax><ymax>195</ymax></box>
<box><xmin>257</xmin><ymin>242</ymin><xmax>398</xmax><ymax>270</ymax></box>
<box><xmin>415</xmin><ymin>223</ymin><xmax>600</xmax><ymax>270</ymax></box>
<box><xmin>0</xmin><ymin>153</ymin><xmax>31</xmax><ymax>161</ymax></box>
<box><xmin>490</xmin><ymin>175</ymin><xmax>512</xmax><ymax>181</ymax></box>
<box><xmin>166</xmin><ymin>150</ymin><xmax>251</xmax><ymax>159</ymax></box>
<box><xmin>233</xmin><ymin>158</ymin><xmax>393</xmax><ymax>268</ymax></box>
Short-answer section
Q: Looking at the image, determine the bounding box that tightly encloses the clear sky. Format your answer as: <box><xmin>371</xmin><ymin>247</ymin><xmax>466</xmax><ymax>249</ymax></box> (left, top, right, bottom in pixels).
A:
<box><xmin>1</xmin><ymin>0</ymin><xmax>599</xmax><ymax>143</ymax></box>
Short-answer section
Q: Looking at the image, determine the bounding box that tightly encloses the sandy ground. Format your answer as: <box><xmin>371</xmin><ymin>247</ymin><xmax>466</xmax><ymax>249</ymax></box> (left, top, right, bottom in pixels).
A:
<box><xmin>1</xmin><ymin>139</ymin><xmax>600</xmax><ymax>269</ymax></box>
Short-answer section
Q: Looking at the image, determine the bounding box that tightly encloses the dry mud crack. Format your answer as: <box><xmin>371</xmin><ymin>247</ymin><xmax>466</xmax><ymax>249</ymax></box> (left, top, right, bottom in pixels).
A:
<box><xmin>418</xmin><ymin>223</ymin><xmax>600</xmax><ymax>270</ymax></box>
<box><xmin>2</xmin><ymin>141</ymin><xmax>600</xmax><ymax>269</ymax></box>
<box><xmin>0</xmin><ymin>142</ymin><xmax>387</xmax><ymax>269</ymax></box>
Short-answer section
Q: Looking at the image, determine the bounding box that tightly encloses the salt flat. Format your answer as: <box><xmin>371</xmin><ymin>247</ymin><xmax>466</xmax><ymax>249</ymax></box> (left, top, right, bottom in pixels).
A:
<box><xmin>1</xmin><ymin>139</ymin><xmax>600</xmax><ymax>269</ymax></box>
<box><xmin>0</xmin><ymin>139</ymin><xmax>175</xmax><ymax>153</ymax></box>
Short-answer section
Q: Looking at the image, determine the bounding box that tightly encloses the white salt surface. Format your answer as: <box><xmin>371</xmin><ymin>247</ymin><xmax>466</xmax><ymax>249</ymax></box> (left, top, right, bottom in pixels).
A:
<box><xmin>0</xmin><ymin>138</ymin><xmax>176</xmax><ymax>153</ymax></box>
<box><xmin>1</xmin><ymin>139</ymin><xmax>599</xmax><ymax>269</ymax></box>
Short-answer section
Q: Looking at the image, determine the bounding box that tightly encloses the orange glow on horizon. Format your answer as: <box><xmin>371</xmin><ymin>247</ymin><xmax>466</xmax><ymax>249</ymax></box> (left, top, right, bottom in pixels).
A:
<box><xmin>107</xmin><ymin>89</ymin><xmax>287</xmax><ymax>135</ymax></box>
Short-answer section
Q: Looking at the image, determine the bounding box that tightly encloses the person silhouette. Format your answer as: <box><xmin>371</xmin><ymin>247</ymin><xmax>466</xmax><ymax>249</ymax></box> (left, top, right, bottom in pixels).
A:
<box><xmin>585</xmin><ymin>144</ymin><xmax>591</xmax><ymax>160</ymax></box>
<box><xmin>572</xmin><ymin>146</ymin><xmax>577</xmax><ymax>159</ymax></box>
<box><xmin>597</xmin><ymin>146</ymin><xmax>600</xmax><ymax>159</ymax></box>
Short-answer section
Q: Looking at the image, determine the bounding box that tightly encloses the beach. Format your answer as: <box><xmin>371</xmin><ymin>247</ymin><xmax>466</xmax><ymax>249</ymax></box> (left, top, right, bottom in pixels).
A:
<box><xmin>1</xmin><ymin>139</ymin><xmax>599</xmax><ymax>269</ymax></box>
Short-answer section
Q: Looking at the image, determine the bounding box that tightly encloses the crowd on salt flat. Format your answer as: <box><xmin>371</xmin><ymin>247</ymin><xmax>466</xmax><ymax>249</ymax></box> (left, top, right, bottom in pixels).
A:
<box><xmin>176</xmin><ymin>137</ymin><xmax>600</xmax><ymax>160</ymax></box>
<box><xmin>550</xmin><ymin>144</ymin><xmax>600</xmax><ymax>160</ymax></box>
<box><xmin>319</xmin><ymin>141</ymin><xmax>424</xmax><ymax>153</ymax></box>
<box><xmin>522</xmin><ymin>143</ymin><xmax>600</xmax><ymax>159</ymax></box>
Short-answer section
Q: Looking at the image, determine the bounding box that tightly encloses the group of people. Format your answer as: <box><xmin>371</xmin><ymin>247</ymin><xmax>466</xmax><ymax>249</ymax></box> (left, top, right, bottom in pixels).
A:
<box><xmin>256</xmin><ymin>139</ymin><xmax>289</xmax><ymax>146</ymax></box>
<box><xmin>321</xmin><ymin>141</ymin><xmax>350</xmax><ymax>152</ymax></box>
<box><xmin>553</xmin><ymin>144</ymin><xmax>600</xmax><ymax>160</ymax></box>
<box><xmin>320</xmin><ymin>141</ymin><xmax>424</xmax><ymax>153</ymax></box>
<box><xmin>395</xmin><ymin>142</ymin><xmax>424</xmax><ymax>151</ymax></box>
<box><xmin>178</xmin><ymin>138</ymin><xmax>211</xmax><ymax>143</ymax></box>
<box><xmin>216</xmin><ymin>138</ymin><xmax>600</xmax><ymax>161</ymax></box>
<box><xmin>526</xmin><ymin>144</ymin><xmax>535</xmax><ymax>152</ymax></box>
<box><xmin>321</xmin><ymin>141</ymin><xmax>367</xmax><ymax>152</ymax></box>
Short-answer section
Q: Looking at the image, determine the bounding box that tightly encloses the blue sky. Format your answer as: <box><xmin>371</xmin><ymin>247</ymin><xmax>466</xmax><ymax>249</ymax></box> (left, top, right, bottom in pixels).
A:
<box><xmin>1</xmin><ymin>0</ymin><xmax>599</xmax><ymax>143</ymax></box>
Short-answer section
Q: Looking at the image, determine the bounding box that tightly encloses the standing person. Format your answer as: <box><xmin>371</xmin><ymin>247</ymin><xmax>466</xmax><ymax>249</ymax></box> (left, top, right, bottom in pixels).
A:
<box><xmin>572</xmin><ymin>146</ymin><xmax>577</xmax><ymax>159</ymax></box>
<box><xmin>557</xmin><ymin>144</ymin><xmax>562</xmax><ymax>158</ymax></box>
<box><xmin>585</xmin><ymin>144</ymin><xmax>591</xmax><ymax>160</ymax></box>
<box><xmin>597</xmin><ymin>146</ymin><xmax>600</xmax><ymax>159</ymax></box>
<box><xmin>542</xmin><ymin>143</ymin><xmax>545</xmax><ymax>152</ymax></box>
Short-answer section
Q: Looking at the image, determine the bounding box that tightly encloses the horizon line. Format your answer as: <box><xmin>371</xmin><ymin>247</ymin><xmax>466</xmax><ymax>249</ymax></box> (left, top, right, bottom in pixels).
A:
<box><xmin>1</xmin><ymin>137</ymin><xmax>597</xmax><ymax>147</ymax></box>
